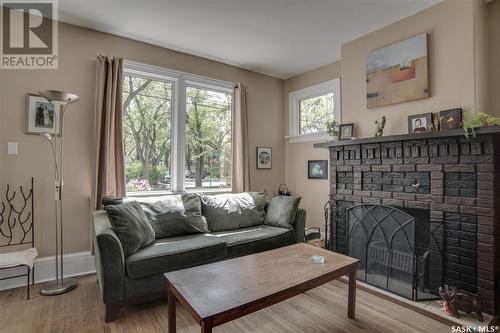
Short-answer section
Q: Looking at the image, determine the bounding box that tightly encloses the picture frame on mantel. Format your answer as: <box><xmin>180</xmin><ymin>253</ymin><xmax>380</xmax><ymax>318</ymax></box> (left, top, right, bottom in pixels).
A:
<box><xmin>408</xmin><ymin>113</ymin><xmax>433</xmax><ymax>134</ymax></box>
<box><xmin>439</xmin><ymin>108</ymin><xmax>462</xmax><ymax>131</ymax></box>
<box><xmin>338</xmin><ymin>123</ymin><xmax>355</xmax><ymax>140</ymax></box>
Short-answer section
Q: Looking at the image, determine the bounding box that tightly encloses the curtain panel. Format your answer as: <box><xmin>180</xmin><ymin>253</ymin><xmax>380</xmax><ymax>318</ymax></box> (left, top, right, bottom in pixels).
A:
<box><xmin>92</xmin><ymin>55</ymin><xmax>126</xmax><ymax>210</ymax></box>
<box><xmin>231</xmin><ymin>83</ymin><xmax>250</xmax><ymax>193</ymax></box>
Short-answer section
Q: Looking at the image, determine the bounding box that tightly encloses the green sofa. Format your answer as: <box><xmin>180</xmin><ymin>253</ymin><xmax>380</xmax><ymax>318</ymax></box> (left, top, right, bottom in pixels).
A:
<box><xmin>92</xmin><ymin>199</ymin><xmax>306</xmax><ymax>322</ymax></box>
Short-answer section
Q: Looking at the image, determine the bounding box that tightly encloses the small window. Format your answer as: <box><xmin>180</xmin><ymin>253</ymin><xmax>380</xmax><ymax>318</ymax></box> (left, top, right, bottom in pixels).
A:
<box><xmin>288</xmin><ymin>79</ymin><xmax>341</xmax><ymax>143</ymax></box>
<box><xmin>299</xmin><ymin>92</ymin><xmax>334</xmax><ymax>134</ymax></box>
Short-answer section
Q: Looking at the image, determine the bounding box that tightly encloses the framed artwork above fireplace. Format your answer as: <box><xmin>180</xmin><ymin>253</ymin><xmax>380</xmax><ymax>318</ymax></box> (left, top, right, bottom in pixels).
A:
<box><xmin>366</xmin><ymin>33</ymin><xmax>429</xmax><ymax>108</ymax></box>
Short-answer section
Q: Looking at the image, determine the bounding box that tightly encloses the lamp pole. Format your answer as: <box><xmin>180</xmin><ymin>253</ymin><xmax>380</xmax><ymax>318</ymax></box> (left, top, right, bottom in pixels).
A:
<box><xmin>39</xmin><ymin>90</ymin><xmax>80</xmax><ymax>296</ymax></box>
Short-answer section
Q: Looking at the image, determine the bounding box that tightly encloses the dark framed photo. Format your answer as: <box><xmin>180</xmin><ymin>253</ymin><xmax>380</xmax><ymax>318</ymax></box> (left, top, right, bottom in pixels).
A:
<box><xmin>338</xmin><ymin>123</ymin><xmax>355</xmax><ymax>140</ymax></box>
<box><xmin>26</xmin><ymin>93</ymin><xmax>62</xmax><ymax>135</ymax></box>
<box><xmin>256</xmin><ymin>147</ymin><xmax>272</xmax><ymax>169</ymax></box>
<box><xmin>308</xmin><ymin>160</ymin><xmax>328</xmax><ymax>179</ymax></box>
<box><xmin>408</xmin><ymin>113</ymin><xmax>433</xmax><ymax>134</ymax></box>
<box><xmin>439</xmin><ymin>108</ymin><xmax>462</xmax><ymax>130</ymax></box>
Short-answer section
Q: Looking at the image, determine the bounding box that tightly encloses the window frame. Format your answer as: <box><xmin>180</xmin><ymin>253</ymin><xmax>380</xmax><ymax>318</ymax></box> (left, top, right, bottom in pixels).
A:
<box><xmin>123</xmin><ymin>60</ymin><xmax>234</xmax><ymax>196</ymax></box>
<box><xmin>288</xmin><ymin>78</ymin><xmax>341</xmax><ymax>143</ymax></box>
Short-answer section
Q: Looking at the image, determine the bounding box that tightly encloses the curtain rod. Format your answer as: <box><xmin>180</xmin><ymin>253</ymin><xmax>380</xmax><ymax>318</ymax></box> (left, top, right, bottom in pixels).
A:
<box><xmin>93</xmin><ymin>56</ymin><xmax>240</xmax><ymax>89</ymax></box>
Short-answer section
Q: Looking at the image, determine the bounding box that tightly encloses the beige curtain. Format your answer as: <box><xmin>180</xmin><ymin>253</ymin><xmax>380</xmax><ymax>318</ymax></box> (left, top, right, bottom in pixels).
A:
<box><xmin>232</xmin><ymin>83</ymin><xmax>250</xmax><ymax>193</ymax></box>
<box><xmin>92</xmin><ymin>55</ymin><xmax>125</xmax><ymax>209</ymax></box>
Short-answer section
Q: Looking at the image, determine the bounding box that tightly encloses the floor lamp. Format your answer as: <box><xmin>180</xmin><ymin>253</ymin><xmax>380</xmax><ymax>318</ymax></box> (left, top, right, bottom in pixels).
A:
<box><xmin>39</xmin><ymin>90</ymin><xmax>80</xmax><ymax>296</ymax></box>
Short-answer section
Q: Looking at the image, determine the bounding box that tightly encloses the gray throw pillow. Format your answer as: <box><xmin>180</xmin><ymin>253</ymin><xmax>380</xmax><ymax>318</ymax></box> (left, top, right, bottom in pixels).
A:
<box><xmin>133</xmin><ymin>194</ymin><xmax>210</xmax><ymax>238</ymax></box>
<box><xmin>104</xmin><ymin>201</ymin><xmax>155</xmax><ymax>257</ymax></box>
<box><xmin>264</xmin><ymin>196</ymin><xmax>302</xmax><ymax>230</ymax></box>
<box><xmin>201</xmin><ymin>192</ymin><xmax>266</xmax><ymax>232</ymax></box>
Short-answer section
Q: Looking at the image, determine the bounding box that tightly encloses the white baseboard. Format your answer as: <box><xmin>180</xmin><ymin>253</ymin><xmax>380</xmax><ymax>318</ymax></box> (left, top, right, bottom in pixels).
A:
<box><xmin>0</xmin><ymin>251</ymin><xmax>96</xmax><ymax>291</ymax></box>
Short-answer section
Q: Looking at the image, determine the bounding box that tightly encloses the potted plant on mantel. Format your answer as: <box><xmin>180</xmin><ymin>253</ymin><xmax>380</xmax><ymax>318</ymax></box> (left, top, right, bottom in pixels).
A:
<box><xmin>325</xmin><ymin>119</ymin><xmax>340</xmax><ymax>141</ymax></box>
<box><xmin>462</xmin><ymin>112</ymin><xmax>500</xmax><ymax>139</ymax></box>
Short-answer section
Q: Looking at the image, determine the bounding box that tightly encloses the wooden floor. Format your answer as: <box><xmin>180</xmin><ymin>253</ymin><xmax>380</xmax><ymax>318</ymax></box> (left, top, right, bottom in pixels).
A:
<box><xmin>0</xmin><ymin>275</ymin><xmax>451</xmax><ymax>333</ymax></box>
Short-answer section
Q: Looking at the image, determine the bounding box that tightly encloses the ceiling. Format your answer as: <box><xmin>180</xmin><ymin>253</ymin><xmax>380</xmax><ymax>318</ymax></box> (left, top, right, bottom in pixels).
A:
<box><xmin>58</xmin><ymin>0</ymin><xmax>441</xmax><ymax>79</ymax></box>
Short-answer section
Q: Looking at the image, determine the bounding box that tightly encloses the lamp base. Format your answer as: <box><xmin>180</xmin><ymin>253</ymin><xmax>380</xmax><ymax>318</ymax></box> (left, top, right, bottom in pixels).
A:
<box><xmin>40</xmin><ymin>277</ymin><xmax>78</xmax><ymax>296</ymax></box>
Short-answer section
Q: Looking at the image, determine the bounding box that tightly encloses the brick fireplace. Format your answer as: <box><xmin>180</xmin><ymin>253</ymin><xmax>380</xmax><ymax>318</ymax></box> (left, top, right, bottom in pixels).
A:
<box><xmin>314</xmin><ymin>127</ymin><xmax>500</xmax><ymax>314</ymax></box>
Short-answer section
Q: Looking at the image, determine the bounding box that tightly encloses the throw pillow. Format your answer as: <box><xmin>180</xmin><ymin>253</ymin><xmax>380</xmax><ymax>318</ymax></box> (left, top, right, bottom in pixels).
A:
<box><xmin>264</xmin><ymin>196</ymin><xmax>302</xmax><ymax>230</ymax></box>
<box><xmin>201</xmin><ymin>192</ymin><xmax>266</xmax><ymax>232</ymax></box>
<box><xmin>104</xmin><ymin>201</ymin><xmax>155</xmax><ymax>257</ymax></box>
<box><xmin>135</xmin><ymin>194</ymin><xmax>210</xmax><ymax>238</ymax></box>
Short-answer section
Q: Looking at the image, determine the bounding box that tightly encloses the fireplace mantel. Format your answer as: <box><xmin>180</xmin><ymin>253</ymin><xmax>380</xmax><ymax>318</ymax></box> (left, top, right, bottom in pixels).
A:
<box><xmin>313</xmin><ymin>126</ymin><xmax>500</xmax><ymax>148</ymax></box>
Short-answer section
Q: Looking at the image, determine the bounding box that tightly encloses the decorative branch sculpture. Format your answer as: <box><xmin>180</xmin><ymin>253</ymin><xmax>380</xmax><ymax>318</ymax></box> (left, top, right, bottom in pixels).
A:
<box><xmin>0</xmin><ymin>179</ymin><xmax>33</xmax><ymax>247</ymax></box>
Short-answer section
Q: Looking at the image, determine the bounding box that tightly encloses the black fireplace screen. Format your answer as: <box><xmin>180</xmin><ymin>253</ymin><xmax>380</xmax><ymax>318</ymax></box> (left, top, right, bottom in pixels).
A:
<box><xmin>346</xmin><ymin>204</ymin><xmax>443</xmax><ymax>301</ymax></box>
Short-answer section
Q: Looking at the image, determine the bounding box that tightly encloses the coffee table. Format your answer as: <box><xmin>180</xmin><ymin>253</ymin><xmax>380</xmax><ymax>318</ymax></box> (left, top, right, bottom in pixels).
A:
<box><xmin>165</xmin><ymin>243</ymin><xmax>359</xmax><ymax>333</ymax></box>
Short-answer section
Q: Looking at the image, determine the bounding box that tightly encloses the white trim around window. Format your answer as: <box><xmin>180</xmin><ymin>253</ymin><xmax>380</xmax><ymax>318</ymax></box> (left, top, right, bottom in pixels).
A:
<box><xmin>287</xmin><ymin>78</ymin><xmax>341</xmax><ymax>143</ymax></box>
<box><xmin>123</xmin><ymin>60</ymin><xmax>234</xmax><ymax>195</ymax></box>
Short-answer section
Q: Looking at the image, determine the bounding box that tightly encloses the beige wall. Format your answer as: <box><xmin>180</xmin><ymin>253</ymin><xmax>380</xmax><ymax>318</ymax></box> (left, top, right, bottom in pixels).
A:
<box><xmin>283</xmin><ymin>0</ymin><xmax>485</xmax><ymax>230</ymax></box>
<box><xmin>0</xmin><ymin>23</ymin><xmax>284</xmax><ymax>257</ymax></box>
<box><xmin>284</xmin><ymin>62</ymin><xmax>341</xmax><ymax>230</ymax></box>
<box><xmin>341</xmin><ymin>0</ymin><xmax>476</xmax><ymax>138</ymax></box>
<box><xmin>488</xmin><ymin>0</ymin><xmax>500</xmax><ymax>116</ymax></box>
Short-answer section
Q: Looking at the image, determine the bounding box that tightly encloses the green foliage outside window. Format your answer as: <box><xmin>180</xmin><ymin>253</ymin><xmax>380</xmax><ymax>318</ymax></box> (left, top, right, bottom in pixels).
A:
<box><xmin>122</xmin><ymin>75</ymin><xmax>232</xmax><ymax>192</ymax></box>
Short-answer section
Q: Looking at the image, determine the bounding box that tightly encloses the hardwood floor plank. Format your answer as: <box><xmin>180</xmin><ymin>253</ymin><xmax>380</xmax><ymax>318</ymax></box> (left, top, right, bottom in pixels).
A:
<box><xmin>0</xmin><ymin>274</ymin><xmax>451</xmax><ymax>333</ymax></box>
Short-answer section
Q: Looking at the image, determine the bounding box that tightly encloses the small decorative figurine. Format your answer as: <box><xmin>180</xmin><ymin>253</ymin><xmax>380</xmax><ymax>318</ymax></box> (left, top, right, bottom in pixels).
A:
<box><xmin>374</xmin><ymin>116</ymin><xmax>386</xmax><ymax>137</ymax></box>
<box><xmin>439</xmin><ymin>285</ymin><xmax>484</xmax><ymax>322</ymax></box>
<box><xmin>433</xmin><ymin>112</ymin><xmax>440</xmax><ymax>131</ymax></box>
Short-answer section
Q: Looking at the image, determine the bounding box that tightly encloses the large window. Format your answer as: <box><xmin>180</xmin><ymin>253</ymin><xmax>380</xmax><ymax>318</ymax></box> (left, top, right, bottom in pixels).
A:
<box><xmin>288</xmin><ymin>79</ymin><xmax>341</xmax><ymax>143</ymax></box>
<box><xmin>122</xmin><ymin>62</ymin><xmax>233</xmax><ymax>194</ymax></box>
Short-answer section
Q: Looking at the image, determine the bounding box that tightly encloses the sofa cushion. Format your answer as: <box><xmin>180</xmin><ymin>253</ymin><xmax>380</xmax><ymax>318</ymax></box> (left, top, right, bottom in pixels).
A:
<box><xmin>212</xmin><ymin>225</ymin><xmax>294</xmax><ymax>258</ymax></box>
<box><xmin>104</xmin><ymin>194</ymin><xmax>210</xmax><ymax>238</ymax></box>
<box><xmin>125</xmin><ymin>234</ymin><xmax>227</xmax><ymax>279</ymax></box>
<box><xmin>134</xmin><ymin>194</ymin><xmax>210</xmax><ymax>238</ymax></box>
<box><xmin>104</xmin><ymin>201</ymin><xmax>155</xmax><ymax>257</ymax></box>
<box><xmin>264</xmin><ymin>195</ymin><xmax>302</xmax><ymax>229</ymax></box>
<box><xmin>201</xmin><ymin>192</ymin><xmax>266</xmax><ymax>232</ymax></box>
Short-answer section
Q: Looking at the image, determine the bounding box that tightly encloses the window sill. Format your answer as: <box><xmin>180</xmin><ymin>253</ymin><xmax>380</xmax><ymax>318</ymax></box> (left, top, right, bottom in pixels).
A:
<box><xmin>287</xmin><ymin>133</ymin><xmax>331</xmax><ymax>144</ymax></box>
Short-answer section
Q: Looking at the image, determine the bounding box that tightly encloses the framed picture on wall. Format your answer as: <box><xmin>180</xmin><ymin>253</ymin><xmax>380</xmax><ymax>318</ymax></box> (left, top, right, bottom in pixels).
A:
<box><xmin>256</xmin><ymin>147</ymin><xmax>272</xmax><ymax>169</ymax></box>
<box><xmin>26</xmin><ymin>94</ymin><xmax>62</xmax><ymax>135</ymax></box>
<box><xmin>308</xmin><ymin>160</ymin><xmax>328</xmax><ymax>179</ymax></box>
<box><xmin>366</xmin><ymin>33</ymin><xmax>429</xmax><ymax>108</ymax></box>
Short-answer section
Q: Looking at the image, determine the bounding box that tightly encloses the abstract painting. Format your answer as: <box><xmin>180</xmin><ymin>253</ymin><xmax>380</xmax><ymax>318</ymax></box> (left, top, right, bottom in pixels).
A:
<box><xmin>366</xmin><ymin>33</ymin><xmax>429</xmax><ymax>109</ymax></box>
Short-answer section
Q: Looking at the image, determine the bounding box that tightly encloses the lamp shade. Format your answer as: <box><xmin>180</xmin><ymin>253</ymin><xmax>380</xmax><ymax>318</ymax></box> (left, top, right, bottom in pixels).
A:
<box><xmin>39</xmin><ymin>90</ymin><xmax>80</xmax><ymax>104</ymax></box>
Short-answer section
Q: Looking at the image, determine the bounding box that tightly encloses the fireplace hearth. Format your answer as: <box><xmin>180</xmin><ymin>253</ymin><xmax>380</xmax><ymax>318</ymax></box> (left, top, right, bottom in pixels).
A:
<box><xmin>314</xmin><ymin>127</ymin><xmax>500</xmax><ymax>314</ymax></box>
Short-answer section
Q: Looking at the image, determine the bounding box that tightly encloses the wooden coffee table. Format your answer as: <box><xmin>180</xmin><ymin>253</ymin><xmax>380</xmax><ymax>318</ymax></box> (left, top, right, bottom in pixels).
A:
<box><xmin>165</xmin><ymin>243</ymin><xmax>358</xmax><ymax>333</ymax></box>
